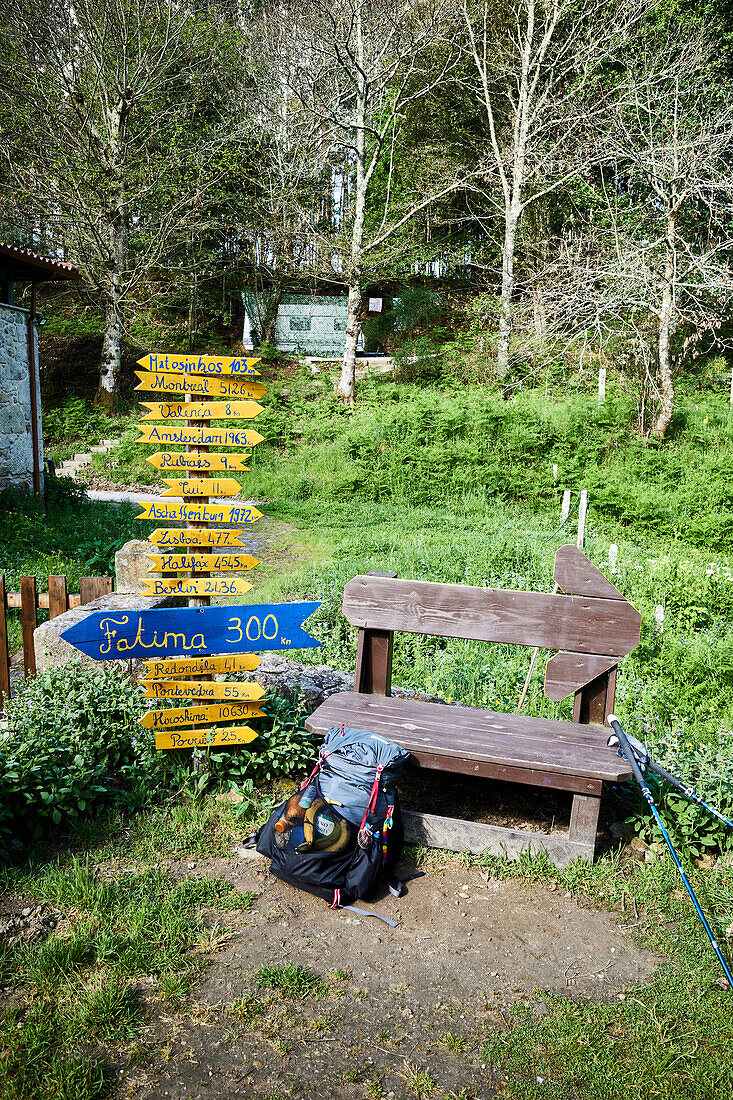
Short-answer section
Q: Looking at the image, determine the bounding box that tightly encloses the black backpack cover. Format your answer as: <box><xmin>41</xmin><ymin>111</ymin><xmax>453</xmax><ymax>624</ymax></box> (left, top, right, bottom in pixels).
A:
<box><xmin>256</xmin><ymin>725</ymin><xmax>410</xmax><ymax>909</ymax></box>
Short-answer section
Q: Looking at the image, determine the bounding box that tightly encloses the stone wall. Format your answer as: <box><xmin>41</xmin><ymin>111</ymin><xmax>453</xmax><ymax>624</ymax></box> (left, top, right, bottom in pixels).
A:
<box><xmin>0</xmin><ymin>303</ymin><xmax>43</xmax><ymax>494</ymax></box>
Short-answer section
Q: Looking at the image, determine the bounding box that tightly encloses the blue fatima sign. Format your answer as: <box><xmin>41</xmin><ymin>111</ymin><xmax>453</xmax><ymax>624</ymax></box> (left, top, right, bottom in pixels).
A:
<box><xmin>61</xmin><ymin>602</ymin><xmax>321</xmax><ymax>660</ymax></box>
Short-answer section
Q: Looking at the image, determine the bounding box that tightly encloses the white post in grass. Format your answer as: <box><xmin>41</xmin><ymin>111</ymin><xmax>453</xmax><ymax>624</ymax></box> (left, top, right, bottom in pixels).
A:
<box><xmin>598</xmin><ymin>366</ymin><xmax>606</xmax><ymax>403</ymax></box>
<box><xmin>561</xmin><ymin>489</ymin><xmax>571</xmax><ymax>523</ymax></box>
<box><xmin>609</xmin><ymin>543</ymin><xmax>618</xmax><ymax>574</ymax></box>
<box><xmin>577</xmin><ymin>490</ymin><xmax>588</xmax><ymax>548</ymax></box>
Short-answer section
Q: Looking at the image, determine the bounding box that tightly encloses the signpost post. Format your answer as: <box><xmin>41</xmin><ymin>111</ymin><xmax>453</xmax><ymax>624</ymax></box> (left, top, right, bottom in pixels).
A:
<box><xmin>61</xmin><ymin>349</ymin><xmax>323</xmax><ymax>758</ymax></box>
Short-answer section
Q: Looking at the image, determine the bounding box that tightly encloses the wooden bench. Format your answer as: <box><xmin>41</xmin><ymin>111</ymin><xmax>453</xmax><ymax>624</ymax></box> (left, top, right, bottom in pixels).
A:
<box><xmin>305</xmin><ymin>546</ymin><xmax>641</xmax><ymax>866</ymax></box>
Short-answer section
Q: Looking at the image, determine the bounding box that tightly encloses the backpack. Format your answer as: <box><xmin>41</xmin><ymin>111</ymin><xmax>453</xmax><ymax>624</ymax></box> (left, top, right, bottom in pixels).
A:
<box><xmin>255</xmin><ymin>725</ymin><xmax>410</xmax><ymax>922</ymax></box>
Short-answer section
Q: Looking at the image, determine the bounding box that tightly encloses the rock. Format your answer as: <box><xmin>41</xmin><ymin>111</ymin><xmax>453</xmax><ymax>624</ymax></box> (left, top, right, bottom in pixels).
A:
<box><xmin>628</xmin><ymin>836</ymin><xmax>648</xmax><ymax>861</ymax></box>
<box><xmin>532</xmin><ymin>1001</ymin><xmax>550</xmax><ymax>1016</ymax></box>
<box><xmin>115</xmin><ymin>539</ymin><xmax>159</xmax><ymax>594</ymax></box>
<box><xmin>254</xmin><ymin>653</ymin><xmax>449</xmax><ymax>710</ymax></box>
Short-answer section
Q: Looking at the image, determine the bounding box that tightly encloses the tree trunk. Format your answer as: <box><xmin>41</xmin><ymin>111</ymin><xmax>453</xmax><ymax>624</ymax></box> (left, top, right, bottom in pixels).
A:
<box><xmin>335</xmin><ymin>1</ymin><xmax>366</xmax><ymax>406</ymax></box>
<box><xmin>497</xmin><ymin>208</ymin><xmax>519</xmax><ymax>387</ymax></box>
<box><xmin>652</xmin><ymin>213</ymin><xmax>676</xmax><ymax>438</ymax></box>
<box><xmin>336</xmin><ymin>282</ymin><xmax>362</xmax><ymax>403</ymax></box>
<box><xmin>97</xmin><ymin>292</ymin><xmax>124</xmax><ymax>412</ymax></box>
<box><xmin>95</xmin><ymin>101</ymin><xmax>128</xmax><ymax>413</ymax></box>
<box><xmin>262</xmin><ymin>280</ymin><xmax>285</xmax><ymax>347</ymax></box>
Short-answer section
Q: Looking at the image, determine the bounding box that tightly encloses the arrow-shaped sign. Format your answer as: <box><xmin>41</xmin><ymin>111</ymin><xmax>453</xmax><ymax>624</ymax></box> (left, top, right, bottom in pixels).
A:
<box><xmin>142</xmin><ymin>654</ymin><xmax>261</xmax><ymax>678</ymax></box>
<box><xmin>137</xmin><ymin>424</ymin><xmax>264</xmax><ymax>448</ymax></box>
<box><xmin>136</xmin><ymin>501</ymin><xmax>263</xmax><ymax>525</ymax></box>
<box><xmin>146</xmin><ymin>553</ymin><xmax>259</xmax><ymax>573</ymax></box>
<box><xmin>135</xmin><ymin>371</ymin><xmax>267</xmax><ymax>399</ymax></box>
<box><xmin>155</xmin><ymin>727</ymin><xmax>259</xmax><ymax>750</ymax></box>
<box><xmin>141</xmin><ymin>577</ymin><xmax>254</xmax><ymax>598</ymax></box>
<box><xmin>61</xmin><ymin>601</ymin><xmax>322</xmax><ymax>659</ymax></box>
<box><xmin>158</xmin><ymin>479</ymin><xmax>242</xmax><ymax>498</ymax></box>
<box><xmin>148</xmin><ymin>529</ymin><xmax>246</xmax><ymax>548</ymax></box>
<box><xmin>139</xmin><ymin>401</ymin><xmax>264</xmax><ymax>421</ymax></box>
<box><xmin>543</xmin><ymin>545</ymin><xmax>638</xmax><ymax>701</ymax></box>
<box><xmin>141</xmin><ymin>680</ymin><xmax>266</xmax><ymax>701</ymax></box>
<box><xmin>137</xmin><ymin>353</ymin><xmax>261</xmax><ymax>377</ymax></box>
<box><xmin>140</xmin><ymin>701</ymin><xmax>265</xmax><ymax>729</ymax></box>
<box><xmin>146</xmin><ymin>453</ymin><xmax>251</xmax><ymax>472</ymax></box>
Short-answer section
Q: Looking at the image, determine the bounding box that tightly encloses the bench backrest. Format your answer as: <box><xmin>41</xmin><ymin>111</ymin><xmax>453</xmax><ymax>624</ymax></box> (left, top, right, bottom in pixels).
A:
<box><xmin>343</xmin><ymin>546</ymin><xmax>641</xmax><ymax>726</ymax></box>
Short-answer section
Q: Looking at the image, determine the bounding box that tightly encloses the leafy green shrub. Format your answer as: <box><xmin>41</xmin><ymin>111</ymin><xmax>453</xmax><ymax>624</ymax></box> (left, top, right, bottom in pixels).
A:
<box><xmin>0</xmin><ymin>661</ymin><xmax>315</xmax><ymax>845</ymax></box>
<box><xmin>1</xmin><ymin>662</ymin><xmax>143</xmax><ymax>842</ymax></box>
<box><xmin>43</xmin><ymin>397</ymin><xmax>112</xmax><ymax>444</ymax></box>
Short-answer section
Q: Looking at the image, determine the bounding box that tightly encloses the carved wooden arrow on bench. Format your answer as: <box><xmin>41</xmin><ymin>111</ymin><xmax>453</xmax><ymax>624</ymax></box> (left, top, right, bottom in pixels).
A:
<box><xmin>342</xmin><ymin>545</ymin><xmax>641</xmax><ymax>702</ymax></box>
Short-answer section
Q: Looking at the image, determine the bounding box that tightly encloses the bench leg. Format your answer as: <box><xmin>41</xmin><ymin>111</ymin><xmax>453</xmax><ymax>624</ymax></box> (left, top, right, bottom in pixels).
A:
<box><xmin>568</xmin><ymin>793</ymin><xmax>601</xmax><ymax>860</ymax></box>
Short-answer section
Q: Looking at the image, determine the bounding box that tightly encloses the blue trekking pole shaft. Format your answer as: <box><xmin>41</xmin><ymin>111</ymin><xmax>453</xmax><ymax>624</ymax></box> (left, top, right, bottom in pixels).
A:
<box><xmin>644</xmin><ymin>757</ymin><xmax>733</xmax><ymax>831</ymax></box>
<box><xmin>607</xmin><ymin>714</ymin><xmax>733</xmax><ymax>988</ymax></box>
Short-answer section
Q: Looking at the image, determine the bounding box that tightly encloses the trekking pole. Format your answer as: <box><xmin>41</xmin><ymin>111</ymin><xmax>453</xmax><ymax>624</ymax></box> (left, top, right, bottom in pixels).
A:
<box><xmin>607</xmin><ymin>728</ymin><xmax>733</xmax><ymax>832</ymax></box>
<box><xmin>645</xmin><ymin>758</ymin><xmax>733</xmax><ymax>832</ymax></box>
<box><xmin>607</xmin><ymin>714</ymin><xmax>733</xmax><ymax>988</ymax></box>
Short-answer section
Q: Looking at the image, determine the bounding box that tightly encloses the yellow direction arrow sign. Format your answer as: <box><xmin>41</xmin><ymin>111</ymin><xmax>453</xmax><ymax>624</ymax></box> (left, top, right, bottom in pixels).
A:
<box><xmin>146</xmin><ymin>452</ymin><xmax>250</xmax><ymax>473</ymax></box>
<box><xmin>135</xmin><ymin>371</ymin><xmax>267</xmax><ymax>399</ymax></box>
<box><xmin>137</xmin><ymin>501</ymin><xmax>263</xmax><ymax>524</ymax></box>
<box><xmin>149</xmin><ymin>529</ymin><xmax>245</xmax><ymax>549</ymax></box>
<box><xmin>137</xmin><ymin>424</ymin><xmax>264</xmax><ymax>448</ymax></box>
<box><xmin>141</xmin><ymin>577</ymin><xmax>254</xmax><ymax>598</ymax></box>
<box><xmin>155</xmin><ymin>727</ymin><xmax>259</xmax><ymax>750</ymax></box>
<box><xmin>137</xmin><ymin>353</ymin><xmax>261</xmax><ymax>377</ymax></box>
<box><xmin>140</xmin><ymin>701</ymin><xmax>265</xmax><ymax>729</ymax></box>
<box><xmin>143</xmin><ymin>654</ymin><xmax>261</xmax><ymax>678</ymax></box>
<box><xmin>139</xmin><ymin>401</ymin><xmax>264</xmax><ymax>421</ymax></box>
<box><xmin>142</xmin><ymin>680</ymin><xmax>266</xmax><ymax>701</ymax></box>
<box><xmin>159</xmin><ymin>479</ymin><xmax>241</xmax><ymax>498</ymax></box>
<box><xmin>146</xmin><ymin>552</ymin><xmax>258</xmax><ymax>573</ymax></box>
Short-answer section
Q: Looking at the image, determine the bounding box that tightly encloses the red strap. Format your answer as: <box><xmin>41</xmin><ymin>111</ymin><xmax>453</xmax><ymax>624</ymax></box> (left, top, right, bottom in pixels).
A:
<box><xmin>360</xmin><ymin>764</ymin><xmax>384</xmax><ymax>830</ymax></box>
<box><xmin>330</xmin><ymin>888</ymin><xmax>341</xmax><ymax>909</ymax></box>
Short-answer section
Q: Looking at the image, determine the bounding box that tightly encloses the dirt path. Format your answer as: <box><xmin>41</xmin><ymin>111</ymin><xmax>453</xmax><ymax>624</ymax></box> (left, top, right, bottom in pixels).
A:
<box><xmin>121</xmin><ymin>854</ymin><xmax>659</xmax><ymax>1100</ymax></box>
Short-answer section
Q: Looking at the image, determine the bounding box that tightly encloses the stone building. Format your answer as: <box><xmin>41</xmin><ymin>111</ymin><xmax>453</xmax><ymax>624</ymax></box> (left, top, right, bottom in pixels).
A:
<box><xmin>0</xmin><ymin>243</ymin><xmax>80</xmax><ymax>494</ymax></box>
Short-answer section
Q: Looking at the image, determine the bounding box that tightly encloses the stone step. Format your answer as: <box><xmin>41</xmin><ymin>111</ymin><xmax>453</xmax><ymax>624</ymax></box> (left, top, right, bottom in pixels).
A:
<box><xmin>72</xmin><ymin>453</ymin><xmax>92</xmax><ymax>463</ymax></box>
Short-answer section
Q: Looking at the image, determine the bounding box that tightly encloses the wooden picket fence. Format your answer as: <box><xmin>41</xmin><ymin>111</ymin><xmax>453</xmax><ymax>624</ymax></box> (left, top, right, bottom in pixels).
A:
<box><xmin>0</xmin><ymin>574</ymin><xmax>113</xmax><ymax>706</ymax></box>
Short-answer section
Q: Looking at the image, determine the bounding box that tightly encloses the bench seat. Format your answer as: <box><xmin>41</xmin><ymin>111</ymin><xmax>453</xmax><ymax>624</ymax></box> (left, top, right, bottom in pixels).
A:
<box><xmin>306</xmin><ymin>692</ymin><xmax>631</xmax><ymax>792</ymax></box>
<box><xmin>306</xmin><ymin>691</ymin><xmax>632</xmax><ymax>866</ymax></box>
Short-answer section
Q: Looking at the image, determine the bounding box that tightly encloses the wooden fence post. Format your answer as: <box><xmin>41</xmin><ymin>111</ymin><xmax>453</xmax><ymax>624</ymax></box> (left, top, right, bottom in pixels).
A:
<box><xmin>20</xmin><ymin>576</ymin><xmax>37</xmax><ymax>675</ymax></box>
<box><xmin>48</xmin><ymin>575</ymin><xmax>68</xmax><ymax>619</ymax></box>
<box><xmin>79</xmin><ymin>577</ymin><xmax>114</xmax><ymax>605</ymax></box>
<box><xmin>0</xmin><ymin>577</ymin><xmax>10</xmax><ymax>709</ymax></box>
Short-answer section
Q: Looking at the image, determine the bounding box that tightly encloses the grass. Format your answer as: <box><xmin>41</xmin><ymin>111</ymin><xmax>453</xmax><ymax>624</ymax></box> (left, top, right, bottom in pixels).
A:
<box><xmin>0</xmin><ymin>850</ymin><xmax>259</xmax><ymax>1098</ymax></box>
<box><xmin>0</xmin><ymin>480</ymin><xmax>159</xmax><ymax>655</ymax></box>
<box><xmin>252</xmin><ymin>963</ymin><xmax>328</xmax><ymax>998</ymax></box>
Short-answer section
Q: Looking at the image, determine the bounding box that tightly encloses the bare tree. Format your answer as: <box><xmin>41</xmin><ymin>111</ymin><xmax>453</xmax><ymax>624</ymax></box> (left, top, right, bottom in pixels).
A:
<box><xmin>539</xmin><ymin>30</ymin><xmax>733</xmax><ymax>437</ymax></box>
<box><xmin>457</xmin><ymin>0</ymin><xmax>648</xmax><ymax>385</ymax></box>
<box><xmin>256</xmin><ymin>0</ymin><xmax>458</xmax><ymax>404</ymax></box>
<box><xmin>0</xmin><ymin>0</ymin><xmax>228</xmax><ymax>409</ymax></box>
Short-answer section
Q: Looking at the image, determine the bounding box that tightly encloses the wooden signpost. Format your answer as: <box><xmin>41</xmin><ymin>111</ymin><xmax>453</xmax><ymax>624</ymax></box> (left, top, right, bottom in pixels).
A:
<box><xmin>140</xmin><ymin>701</ymin><xmax>266</xmax><ymax>728</ymax></box>
<box><xmin>136</xmin><ymin>501</ymin><xmax>263</xmax><ymax>525</ymax></box>
<box><xmin>139</xmin><ymin>401</ymin><xmax>264</xmax><ymax>421</ymax></box>
<box><xmin>61</xmin><ymin>603</ymin><xmax>321</xmax><ymax>658</ymax></box>
<box><xmin>136</xmin><ymin>424</ymin><xmax>265</xmax><ymax>448</ymax></box>
<box><xmin>158</xmin><ymin>479</ymin><xmax>243</xmax><ymax>498</ymax></box>
<box><xmin>146</xmin><ymin>452</ymin><xmax>251</xmax><ymax>472</ymax></box>
<box><xmin>137</xmin><ymin>353</ymin><xmax>261</xmax><ymax>377</ymax></box>
<box><xmin>135</xmin><ymin>371</ymin><xmax>267</xmax><ymax>399</ymax></box>
<box><xmin>146</xmin><ymin>553</ymin><xmax>259</xmax><ymax>573</ymax></box>
<box><xmin>140</xmin><ymin>577</ymin><xmax>253</xmax><ymax>598</ymax></box>
<box><xmin>61</xmin><ymin>348</ymin><xmax>323</xmax><ymax>757</ymax></box>
<box><xmin>155</xmin><ymin>727</ymin><xmax>259</xmax><ymax>750</ymax></box>
<box><xmin>141</xmin><ymin>680</ymin><xmax>267</xmax><ymax>701</ymax></box>
<box><xmin>142</xmin><ymin>654</ymin><xmax>261</xmax><ymax>678</ymax></box>
<box><xmin>148</xmin><ymin>528</ymin><xmax>247</xmax><ymax>548</ymax></box>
